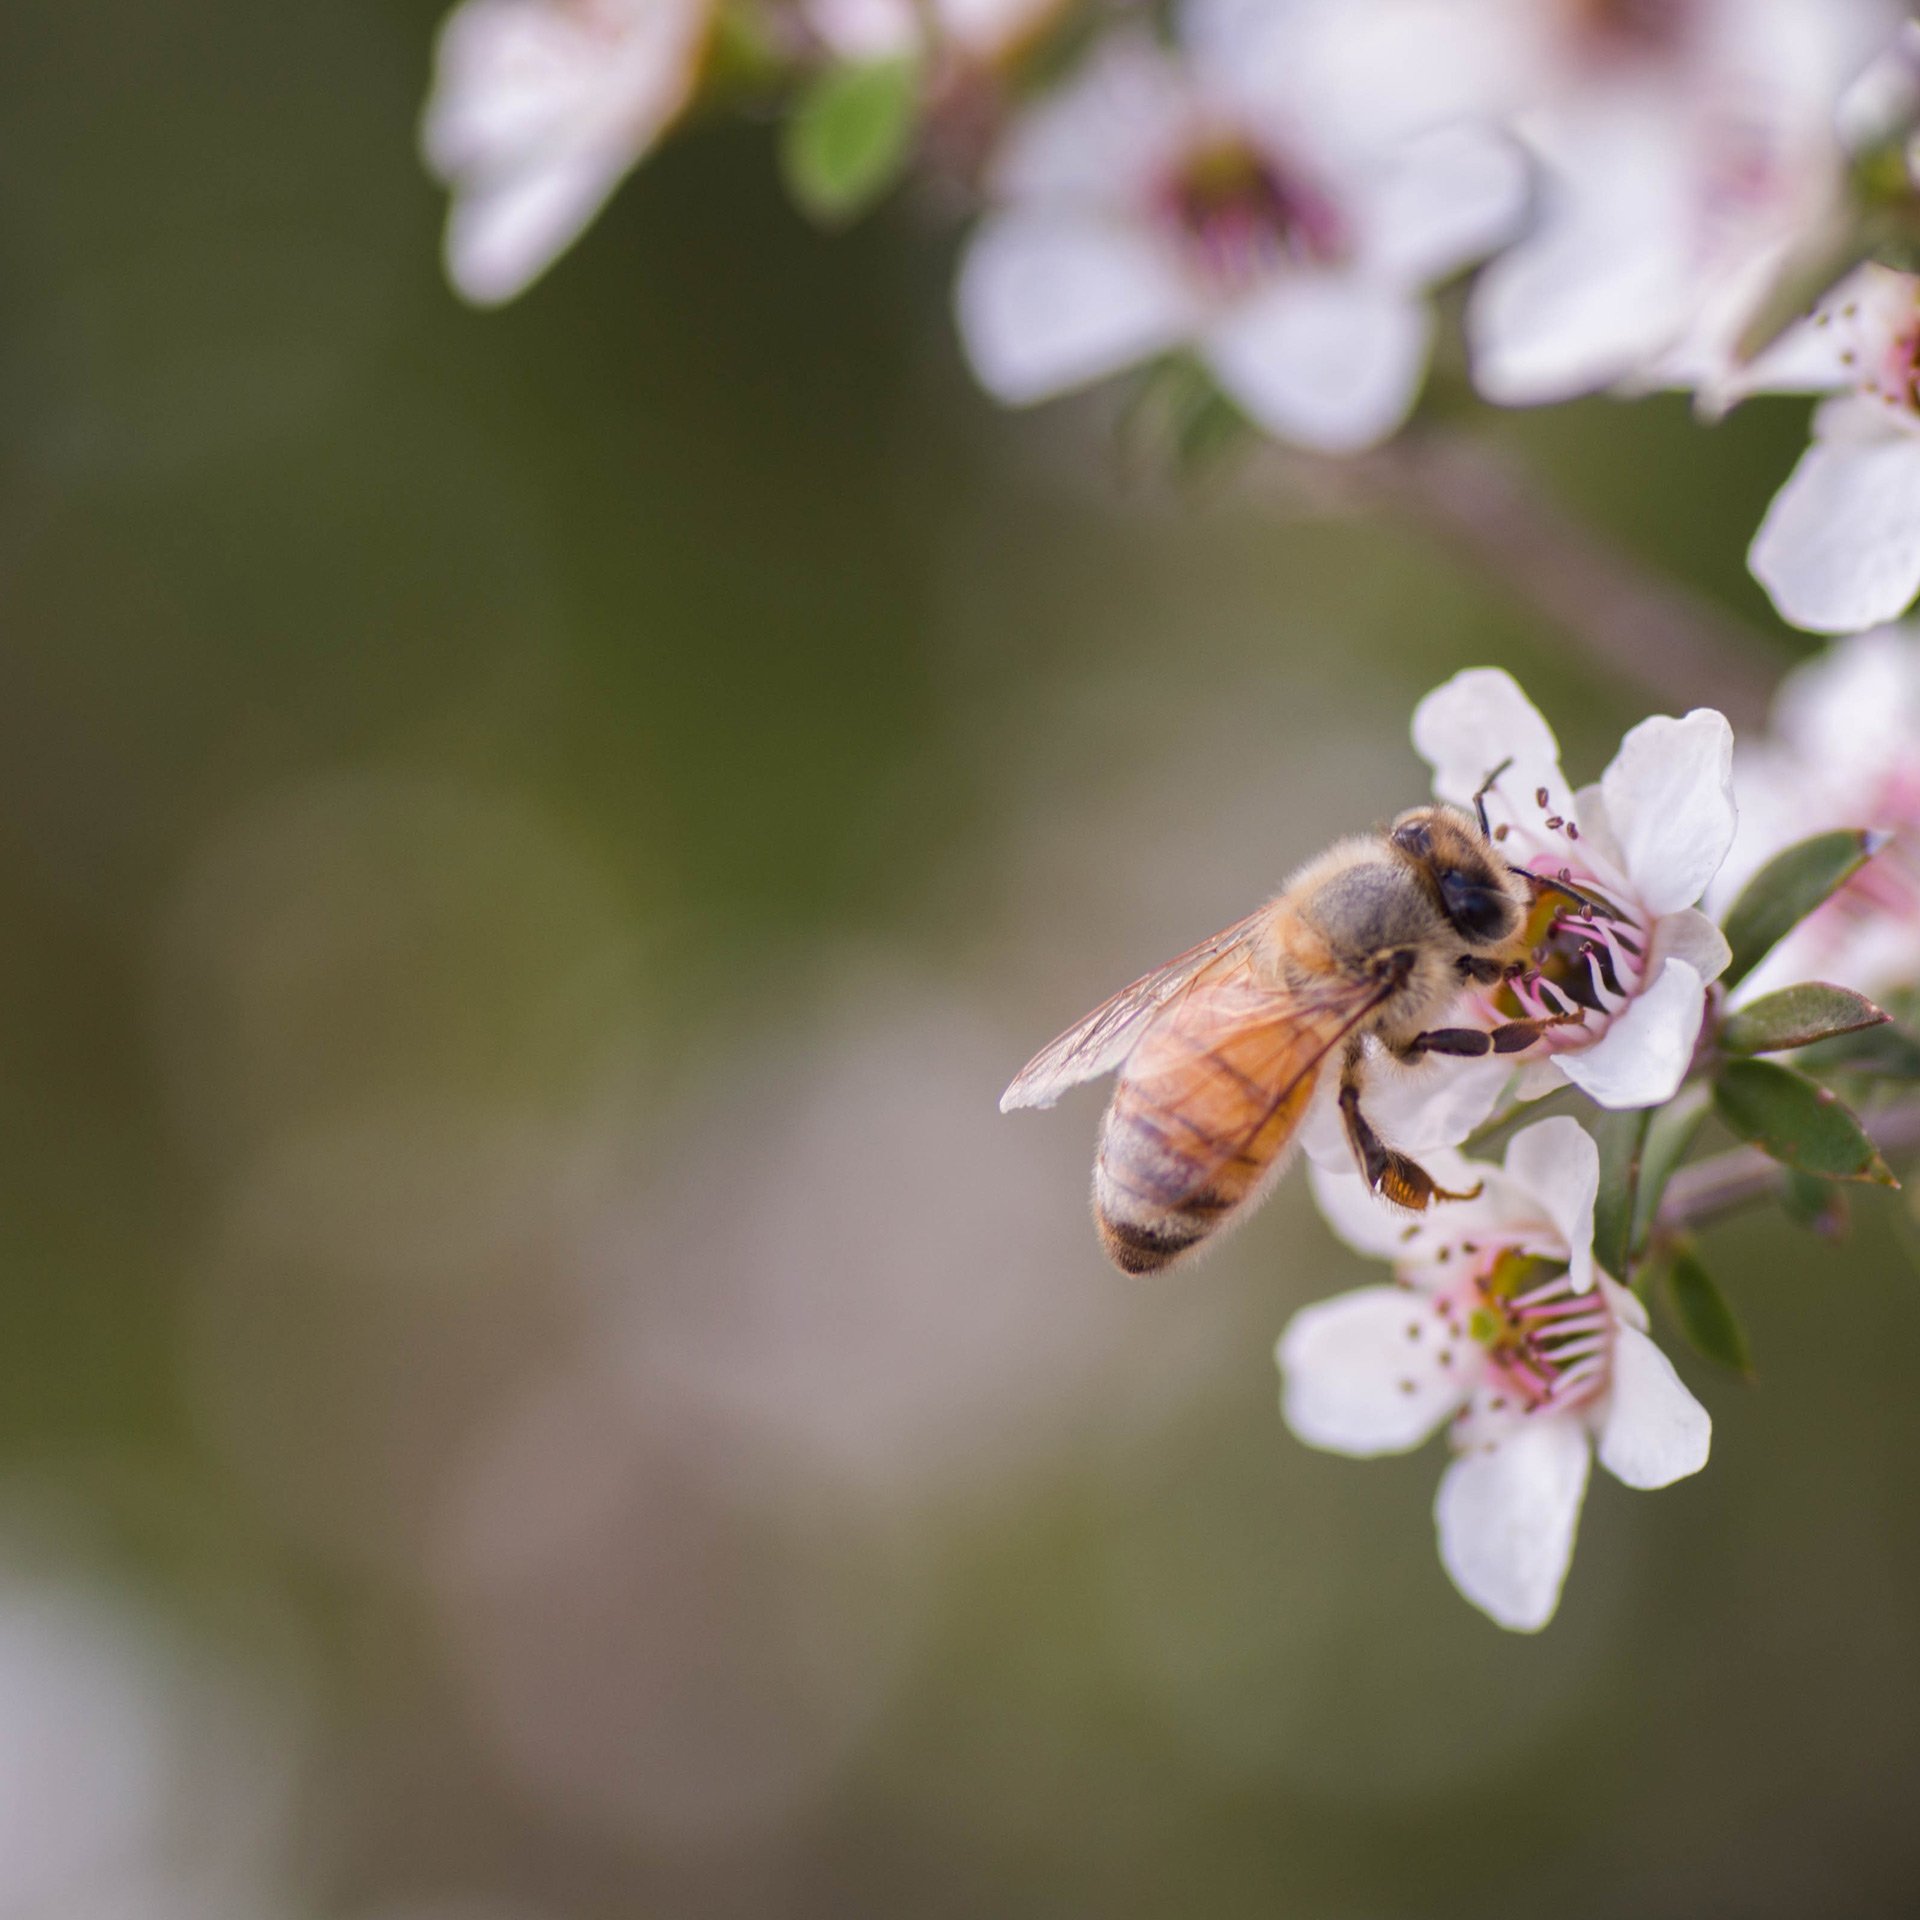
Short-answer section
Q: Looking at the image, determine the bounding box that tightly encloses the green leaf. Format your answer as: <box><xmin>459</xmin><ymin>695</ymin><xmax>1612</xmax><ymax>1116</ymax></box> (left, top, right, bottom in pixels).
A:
<box><xmin>1629</xmin><ymin>1085</ymin><xmax>1710</xmax><ymax>1260</ymax></box>
<box><xmin>780</xmin><ymin>56</ymin><xmax>921</xmax><ymax>225</ymax></box>
<box><xmin>1720</xmin><ymin>830</ymin><xmax>1887</xmax><ymax>987</ymax></box>
<box><xmin>1712</xmin><ymin>1058</ymin><xmax>1898</xmax><ymax>1185</ymax></box>
<box><xmin>1591</xmin><ymin>1107</ymin><xmax>1651</xmax><ymax>1281</ymax></box>
<box><xmin>1666</xmin><ymin>1243</ymin><xmax>1753</xmax><ymax>1377</ymax></box>
<box><xmin>1720</xmin><ymin>983</ymin><xmax>1889</xmax><ymax>1056</ymax></box>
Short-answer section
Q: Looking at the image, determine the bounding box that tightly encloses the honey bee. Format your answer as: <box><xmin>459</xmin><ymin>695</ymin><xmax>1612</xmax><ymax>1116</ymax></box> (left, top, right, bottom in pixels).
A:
<box><xmin>1001</xmin><ymin>786</ymin><xmax>1587</xmax><ymax>1274</ymax></box>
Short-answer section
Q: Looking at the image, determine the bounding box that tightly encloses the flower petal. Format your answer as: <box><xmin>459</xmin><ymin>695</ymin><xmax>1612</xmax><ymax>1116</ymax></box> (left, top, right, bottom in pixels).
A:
<box><xmin>1203</xmin><ymin>277</ymin><xmax>1430</xmax><ymax>454</ymax></box>
<box><xmin>1566</xmin><ymin>783</ymin><xmax>1634</xmax><ymax>894</ymax></box>
<box><xmin>1411</xmin><ymin>667</ymin><xmax>1564</xmax><ymax>815</ymax></box>
<box><xmin>1774</xmin><ymin>624</ymin><xmax>1920</xmax><ymax>774</ymax></box>
<box><xmin>1557</xmin><ymin>958</ymin><xmax>1706</xmax><ymax>1109</ymax></box>
<box><xmin>1299</xmin><ymin>1053</ymin><xmax>1508</xmax><ymax>1194</ymax></box>
<box><xmin>423</xmin><ymin>0</ymin><xmax>706</xmax><ymax>305</ymax></box>
<box><xmin>1434</xmin><ymin>1414</ymin><xmax>1591</xmax><ymax>1632</ymax></box>
<box><xmin>1596</xmin><ymin>1324</ymin><xmax>1712</xmax><ymax>1489</ymax></box>
<box><xmin>1597</xmin><ymin>1271</ymin><xmax>1648</xmax><ymax>1333</ymax></box>
<box><xmin>1298</xmin><ymin>1071</ymin><xmax>1353</xmax><ymax>1171</ymax></box>
<box><xmin>956</xmin><ymin>213</ymin><xmax>1195</xmax><ymax>404</ymax></box>
<box><xmin>989</xmin><ymin>33</ymin><xmax>1187</xmax><ymax>203</ymax></box>
<box><xmin>443</xmin><ymin>146</ymin><xmax>636</xmax><ymax>305</ymax></box>
<box><xmin>1353</xmin><ymin>125</ymin><xmax>1528</xmax><ymax>287</ymax></box>
<box><xmin>1598</xmin><ymin>709</ymin><xmax>1738</xmax><ymax>915</ymax></box>
<box><xmin>1278</xmin><ymin>1287</ymin><xmax>1471</xmax><ymax>1457</ymax></box>
<box><xmin>1649</xmin><ymin>906</ymin><xmax>1732</xmax><ymax>988</ymax></box>
<box><xmin>1750</xmin><ymin>412</ymin><xmax>1920</xmax><ymax>634</ymax></box>
<box><xmin>1317</xmin><ymin>1145</ymin><xmax>1569</xmax><ymax>1270</ymax></box>
<box><xmin>1501</xmin><ymin>1115</ymin><xmax>1598</xmax><ymax>1293</ymax></box>
<box><xmin>1361</xmin><ymin>1049</ymin><xmax>1512</xmax><ymax>1152</ymax></box>
<box><xmin>1306</xmin><ymin>1161</ymin><xmax>1414</xmax><ymax>1261</ymax></box>
<box><xmin>1466</xmin><ymin>103</ymin><xmax>1695</xmax><ymax>404</ymax></box>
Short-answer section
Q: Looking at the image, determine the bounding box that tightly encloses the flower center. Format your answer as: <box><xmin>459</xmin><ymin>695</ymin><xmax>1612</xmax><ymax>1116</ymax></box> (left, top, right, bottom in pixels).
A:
<box><xmin>1866</xmin><ymin>320</ymin><xmax>1920</xmax><ymax>417</ymax></box>
<box><xmin>1481</xmin><ymin>776</ymin><xmax>1648</xmax><ymax>1034</ymax></box>
<box><xmin>1460</xmin><ymin>1250</ymin><xmax>1612</xmax><ymax>1413</ymax></box>
<box><xmin>1567</xmin><ymin>0</ymin><xmax>1690</xmax><ymax>64</ymax></box>
<box><xmin>1156</xmin><ymin>135</ymin><xmax>1345</xmax><ymax>292</ymax></box>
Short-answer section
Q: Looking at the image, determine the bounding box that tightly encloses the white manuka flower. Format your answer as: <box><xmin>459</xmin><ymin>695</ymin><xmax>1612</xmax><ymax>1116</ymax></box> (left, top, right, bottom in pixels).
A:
<box><xmin>953</xmin><ymin>0</ymin><xmax>1526</xmax><ymax>452</ymax></box>
<box><xmin>1306</xmin><ymin>0</ymin><xmax>1892</xmax><ymax>405</ymax></box>
<box><xmin>1413</xmin><ymin>668</ymin><xmax>1738</xmax><ymax>1109</ymax></box>
<box><xmin>1738</xmin><ymin>265</ymin><xmax>1920</xmax><ymax>634</ymax></box>
<box><xmin>422</xmin><ymin>0</ymin><xmax>712</xmax><ymax>306</ymax></box>
<box><xmin>1475</xmin><ymin>0</ymin><xmax>1893</xmax><ymax>406</ymax></box>
<box><xmin>1280</xmin><ymin>1116</ymin><xmax>1711</xmax><ymax>1632</ymax></box>
<box><xmin>1710</xmin><ymin>625</ymin><xmax>1920</xmax><ymax>1001</ymax></box>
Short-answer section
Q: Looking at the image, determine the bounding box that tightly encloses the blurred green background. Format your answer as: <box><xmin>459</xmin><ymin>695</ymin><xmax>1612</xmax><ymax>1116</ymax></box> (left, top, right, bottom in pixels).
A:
<box><xmin>1</xmin><ymin>2</ymin><xmax>1917</xmax><ymax>1916</ymax></box>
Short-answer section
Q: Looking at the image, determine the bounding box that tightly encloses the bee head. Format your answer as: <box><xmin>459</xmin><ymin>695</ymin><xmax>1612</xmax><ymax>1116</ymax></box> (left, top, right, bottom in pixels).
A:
<box><xmin>1387</xmin><ymin>804</ymin><xmax>1525</xmax><ymax>948</ymax></box>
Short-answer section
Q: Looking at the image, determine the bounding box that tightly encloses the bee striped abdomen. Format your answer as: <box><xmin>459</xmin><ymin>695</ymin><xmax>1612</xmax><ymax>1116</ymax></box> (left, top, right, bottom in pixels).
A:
<box><xmin>1093</xmin><ymin>1028</ymin><xmax>1323</xmax><ymax>1274</ymax></box>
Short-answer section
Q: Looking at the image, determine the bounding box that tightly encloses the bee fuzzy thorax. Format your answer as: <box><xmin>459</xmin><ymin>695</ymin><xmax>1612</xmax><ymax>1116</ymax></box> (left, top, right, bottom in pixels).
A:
<box><xmin>1002</xmin><ymin>793</ymin><xmax>1574</xmax><ymax>1273</ymax></box>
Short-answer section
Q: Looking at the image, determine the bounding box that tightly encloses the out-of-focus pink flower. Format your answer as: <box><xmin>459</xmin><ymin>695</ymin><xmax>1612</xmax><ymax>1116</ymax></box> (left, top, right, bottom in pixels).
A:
<box><xmin>954</xmin><ymin>0</ymin><xmax>1525</xmax><ymax>451</ymax></box>
<box><xmin>1710</xmin><ymin>625</ymin><xmax>1920</xmax><ymax>1001</ymax></box>
<box><xmin>1734</xmin><ymin>267</ymin><xmax>1920</xmax><ymax>633</ymax></box>
<box><xmin>1308</xmin><ymin>0</ymin><xmax>1893</xmax><ymax>404</ymax></box>
<box><xmin>421</xmin><ymin>0</ymin><xmax>712</xmax><ymax>306</ymax></box>
<box><xmin>1281</xmin><ymin>1116</ymin><xmax>1711</xmax><ymax>1631</ymax></box>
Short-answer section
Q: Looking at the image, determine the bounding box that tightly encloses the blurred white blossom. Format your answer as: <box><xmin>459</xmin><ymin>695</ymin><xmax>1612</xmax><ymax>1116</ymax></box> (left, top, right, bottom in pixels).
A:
<box><xmin>1735</xmin><ymin>265</ymin><xmax>1920</xmax><ymax>632</ymax></box>
<box><xmin>1281</xmin><ymin>1116</ymin><xmax>1710</xmax><ymax>1631</ymax></box>
<box><xmin>422</xmin><ymin>0</ymin><xmax>713</xmax><ymax>305</ymax></box>
<box><xmin>1413</xmin><ymin>667</ymin><xmax>1736</xmax><ymax>1109</ymax></box>
<box><xmin>1711</xmin><ymin>624</ymin><xmax>1920</xmax><ymax>1001</ymax></box>
<box><xmin>0</xmin><ymin>1565</ymin><xmax>307</xmax><ymax>1919</ymax></box>
<box><xmin>955</xmin><ymin>0</ymin><xmax>1524</xmax><ymax>450</ymax></box>
<box><xmin>1313</xmin><ymin>0</ymin><xmax>1894</xmax><ymax>404</ymax></box>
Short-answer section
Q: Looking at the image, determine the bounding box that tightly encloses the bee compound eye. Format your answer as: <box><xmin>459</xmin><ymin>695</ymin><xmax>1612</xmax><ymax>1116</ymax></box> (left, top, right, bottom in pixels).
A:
<box><xmin>1439</xmin><ymin>868</ymin><xmax>1512</xmax><ymax>942</ymax></box>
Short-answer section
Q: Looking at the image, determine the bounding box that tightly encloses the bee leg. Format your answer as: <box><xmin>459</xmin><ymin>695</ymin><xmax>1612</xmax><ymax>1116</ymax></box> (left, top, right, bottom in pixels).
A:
<box><xmin>1337</xmin><ymin>1074</ymin><xmax>1481</xmax><ymax>1211</ymax></box>
<box><xmin>1402</xmin><ymin>1011</ymin><xmax>1585</xmax><ymax>1060</ymax></box>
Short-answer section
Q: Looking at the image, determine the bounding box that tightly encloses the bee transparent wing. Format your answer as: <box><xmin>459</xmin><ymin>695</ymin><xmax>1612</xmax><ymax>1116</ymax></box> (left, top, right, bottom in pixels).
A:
<box><xmin>999</xmin><ymin>910</ymin><xmax>1269</xmax><ymax>1113</ymax></box>
<box><xmin>1089</xmin><ymin>954</ymin><xmax>1402</xmax><ymax>1271</ymax></box>
<box><xmin>1111</xmin><ymin>961</ymin><xmax>1394</xmax><ymax>1199</ymax></box>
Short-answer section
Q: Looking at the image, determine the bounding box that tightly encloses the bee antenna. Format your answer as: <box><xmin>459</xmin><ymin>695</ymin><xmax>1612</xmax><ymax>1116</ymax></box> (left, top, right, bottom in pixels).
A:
<box><xmin>1471</xmin><ymin>758</ymin><xmax>1514</xmax><ymax>840</ymax></box>
<box><xmin>1513</xmin><ymin>866</ymin><xmax>1599</xmax><ymax>915</ymax></box>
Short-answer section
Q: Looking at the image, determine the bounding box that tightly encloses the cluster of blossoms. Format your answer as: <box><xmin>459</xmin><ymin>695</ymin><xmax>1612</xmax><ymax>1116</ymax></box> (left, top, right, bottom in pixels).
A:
<box><xmin>1280</xmin><ymin>659</ymin><xmax>1912</xmax><ymax>1629</ymax></box>
<box><xmin>416</xmin><ymin>7</ymin><xmax>1920</xmax><ymax>1627</ymax></box>
<box><xmin>1713</xmin><ymin>622</ymin><xmax>1920</xmax><ymax>1003</ymax></box>
<box><xmin>1281</xmin><ymin>669</ymin><xmax>1732</xmax><ymax>1629</ymax></box>
<box><xmin>424</xmin><ymin>0</ymin><xmax>1920</xmax><ymax>632</ymax></box>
